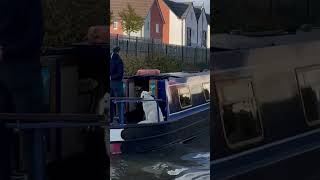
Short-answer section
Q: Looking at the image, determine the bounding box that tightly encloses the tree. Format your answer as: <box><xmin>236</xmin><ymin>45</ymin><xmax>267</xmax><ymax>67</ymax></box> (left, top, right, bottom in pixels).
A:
<box><xmin>118</xmin><ymin>4</ymin><xmax>144</xmax><ymax>37</ymax></box>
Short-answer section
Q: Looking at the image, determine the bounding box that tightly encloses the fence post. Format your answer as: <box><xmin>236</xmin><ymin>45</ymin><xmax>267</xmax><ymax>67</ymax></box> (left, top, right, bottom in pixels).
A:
<box><xmin>152</xmin><ymin>39</ymin><xmax>154</xmax><ymax>60</ymax></box>
<box><xmin>165</xmin><ymin>44</ymin><xmax>168</xmax><ymax>56</ymax></box>
<box><xmin>135</xmin><ymin>37</ymin><xmax>138</xmax><ymax>58</ymax></box>
<box><xmin>181</xmin><ymin>46</ymin><xmax>184</xmax><ymax>71</ymax></box>
<box><xmin>147</xmin><ymin>40</ymin><xmax>150</xmax><ymax>60</ymax></box>
<box><xmin>126</xmin><ymin>39</ymin><xmax>129</xmax><ymax>57</ymax></box>
<box><xmin>116</xmin><ymin>34</ymin><xmax>119</xmax><ymax>46</ymax></box>
<box><xmin>194</xmin><ymin>47</ymin><xmax>197</xmax><ymax>65</ymax></box>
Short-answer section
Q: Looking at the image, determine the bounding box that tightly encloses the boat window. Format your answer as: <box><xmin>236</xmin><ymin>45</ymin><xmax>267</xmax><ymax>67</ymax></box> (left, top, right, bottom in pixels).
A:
<box><xmin>178</xmin><ymin>86</ymin><xmax>192</xmax><ymax>109</ymax></box>
<box><xmin>216</xmin><ymin>79</ymin><xmax>263</xmax><ymax>148</ymax></box>
<box><xmin>202</xmin><ymin>82</ymin><xmax>210</xmax><ymax>101</ymax></box>
<box><xmin>296</xmin><ymin>66</ymin><xmax>320</xmax><ymax>126</ymax></box>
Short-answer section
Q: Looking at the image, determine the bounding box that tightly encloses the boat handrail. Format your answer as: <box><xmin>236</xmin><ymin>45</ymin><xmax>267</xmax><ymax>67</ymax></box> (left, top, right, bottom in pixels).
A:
<box><xmin>110</xmin><ymin>97</ymin><xmax>164</xmax><ymax>103</ymax></box>
<box><xmin>110</xmin><ymin>97</ymin><xmax>164</xmax><ymax>126</ymax></box>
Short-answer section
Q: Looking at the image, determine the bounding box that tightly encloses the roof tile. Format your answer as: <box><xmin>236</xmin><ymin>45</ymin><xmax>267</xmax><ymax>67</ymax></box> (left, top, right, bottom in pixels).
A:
<box><xmin>111</xmin><ymin>0</ymin><xmax>154</xmax><ymax>19</ymax></box>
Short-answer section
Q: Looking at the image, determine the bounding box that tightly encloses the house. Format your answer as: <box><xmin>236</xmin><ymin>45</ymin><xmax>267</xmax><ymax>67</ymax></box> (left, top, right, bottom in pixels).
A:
<box><xmin>194</xmin><ymin>6</ymin><xmax>210</xmax><ymax>47</ymax></box>
<box><xmin>111</xmin><ymin>0</ymin><xmax>210</xmax><ymax>47</ymax></box>
<box><xmin>154</xmin><ymin>0</ymin><xmax>206</xmax><ymax>47</ymax></box>
<box><xmin>144</xmin><ymin>0</ymin><xmax>165</xmax><ymax>40</ymax></box>
<box><xmin>110</xmin><ymin>0</ymin><xmax>154</xmax><ymax>38</ymax></box>
<box><xmin>157</xmin><ymin>0</ymin><xmax>199</xmax><ymax>47</ymax></box>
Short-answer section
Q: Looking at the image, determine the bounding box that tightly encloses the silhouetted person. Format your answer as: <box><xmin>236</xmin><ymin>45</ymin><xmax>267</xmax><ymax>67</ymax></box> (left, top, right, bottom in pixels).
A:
<box><xmin>110</xmin><ymin>46</ymin><xmax>124</xmax><ymax>123</ymax></box>
<box><xmin>0</xmin><ymin>0</ymin><xmax>44</xmax><ymax>179</ymax></box>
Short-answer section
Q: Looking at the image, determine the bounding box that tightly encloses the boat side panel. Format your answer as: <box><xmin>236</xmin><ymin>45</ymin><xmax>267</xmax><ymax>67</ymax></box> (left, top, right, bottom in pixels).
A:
<box><xmin>212</xmin><ymin>42</ymin><xmax>320</xmax><ymax>159</ymax></box>
<box><xmin>119</xmin><ymin>109</ymin><xmax>209</xmax><ymax>153</ymax></box>
<box><xmin>122</xmin><ymin>110</ymin><xmax>209</xmax><ymax>153</ymax></box>
<box><xmin>168</xmin><ymin>75</ymin><xmax>210</xmax><ymax>114</ymax></box>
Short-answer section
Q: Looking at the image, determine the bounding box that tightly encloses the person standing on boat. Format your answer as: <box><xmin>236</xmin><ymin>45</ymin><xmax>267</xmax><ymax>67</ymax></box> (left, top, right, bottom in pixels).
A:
<box><xmin>110</xmin><ymin>46</ymin><xmax>124</xmax><ymax>123</ymax></box>
<box><xmin>0</xmin><ymin>0</ymin><xmax>44</xmax><ymax>179</ymax></box>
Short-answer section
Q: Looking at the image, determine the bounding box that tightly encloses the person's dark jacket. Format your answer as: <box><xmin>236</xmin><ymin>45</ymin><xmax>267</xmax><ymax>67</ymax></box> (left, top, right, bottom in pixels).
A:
<box><xmin>0</xmin><ymin>0</ymin><xmax>44</xmax><ymax>62</ymax></box>
<box><xmin>110</xmin><ymin>53</ymin><xmax>124</xmax><ymax>81</ymax></box>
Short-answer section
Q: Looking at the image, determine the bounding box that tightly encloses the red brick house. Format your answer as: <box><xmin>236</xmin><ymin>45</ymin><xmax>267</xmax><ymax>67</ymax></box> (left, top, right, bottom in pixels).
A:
<box><xmin>146</xmin><ymin>0</ymin><xmax>165</xmax><ymax>40</ymax></box>
<box><xmin>110</xmin><ymin>0</ymin><xmax>154</xmax><ymax>37</ymax></box>
<box><xmin>111</xmin><ymin>0</ymin><xmax>210</xmax><ymax>47</ymax></box>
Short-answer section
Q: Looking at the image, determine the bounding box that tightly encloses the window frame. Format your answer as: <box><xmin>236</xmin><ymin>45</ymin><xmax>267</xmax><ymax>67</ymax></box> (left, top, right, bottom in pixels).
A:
<box><xmin>216</xmin><ymin>78</ymin><xmax>264</xmax><ymax>149</ymax></box>
<box><xmin>295</xmin><ymin>64</ymin><xmax>320</xmax><ymax>126</ymax></box>
<box><xmin>113</xmin><ymin>20</ymin><xmax>118</xmax><ymax>30</ymax></box>
<box><xmin>202</xmin><ymin>82</ymin><xmax>210</xmax><ymax>102</ymax></box>
<box><xmin>178</xmin><ymin>85</ymin><xmax>193</xmax><ymax>109</ymax></box>
<box><xmin>156</xmin><ymin>24</ymin><xmax>160</xmax><ymax>33</ymax></box>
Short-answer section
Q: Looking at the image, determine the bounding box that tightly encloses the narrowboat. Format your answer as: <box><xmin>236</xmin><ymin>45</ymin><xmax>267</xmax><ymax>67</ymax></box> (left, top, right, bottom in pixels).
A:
<box><xmin>109</xmin><ymin>70</ymin><xmax>210</xmax><ymax>154</ymax></box>
<box><xmin>211</xmin><ymin>40</ymin><xmax>320</xmax><ymax>179</ymax></box>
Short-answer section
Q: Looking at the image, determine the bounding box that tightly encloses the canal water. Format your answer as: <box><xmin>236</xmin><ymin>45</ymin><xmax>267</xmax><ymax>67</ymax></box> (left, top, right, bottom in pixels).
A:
<box><xmin>110</xmin><ymin>130</ymin><xmax>210</xmax><ymax>180</ymax></box>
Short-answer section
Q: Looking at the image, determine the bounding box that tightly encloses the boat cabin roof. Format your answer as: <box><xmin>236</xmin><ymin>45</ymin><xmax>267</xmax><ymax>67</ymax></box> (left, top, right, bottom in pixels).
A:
<box><xmin>213</xmin><ymin>29</ymin><xmax>320</xmax><ymax>50</ymax></box>
<box><xmin>125</xmin><ymin>71</ymin><xmax>209</xmax><ymax>81</ymax></box>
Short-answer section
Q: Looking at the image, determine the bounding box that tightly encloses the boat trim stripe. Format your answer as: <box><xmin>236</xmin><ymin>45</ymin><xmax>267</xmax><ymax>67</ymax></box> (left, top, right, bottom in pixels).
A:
<box><xmin>213</xmin><ymin>127</ymin><xmax>320</xmax><ymax>165</ymax></box>
<box><xmin>169</xmin><ymin>103</ymin><xmax>210</xmax><ymax>116</ymax></box>
<box><xmin>111</xmin><ymin>115</ymin><xmax>209</xmax><ymax>142</ymax></box>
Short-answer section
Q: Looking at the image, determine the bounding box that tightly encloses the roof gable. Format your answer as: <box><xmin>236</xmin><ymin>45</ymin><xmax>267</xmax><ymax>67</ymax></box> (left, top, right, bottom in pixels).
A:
<box><xmin>194</xmin><ymin>6</ymin><xmax>210</xmax><ymax>25</ymax></box>
<box><xmin>206</xmin><ymin>14</ymin><xmax>210</xmax><ymax>24</ymax></box>
<box><xmin>182</xmin><ymin>3</ymin><xmax>195</xmax><ymax>18</ymax></box>
<box><xmin>194</xmin><ymin>6</ymin><xmax>202</xmax><ymax>20</ymax></box>
<box><xmin>163</xmin><ymin>0</ymin><xmax>190</xmax><ymax>18</ymax></box>
<box><xmin>154</xmin><ymin>0</ymin><xmax>165</xmax><ymax>23</ymax></box>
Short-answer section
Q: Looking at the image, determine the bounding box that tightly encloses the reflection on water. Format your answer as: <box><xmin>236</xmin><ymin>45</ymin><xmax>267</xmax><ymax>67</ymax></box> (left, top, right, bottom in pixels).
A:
<box><xmin>110</xmin><ymin>131</ymin><xmax>210</xmax><ymax>180</ymax></box>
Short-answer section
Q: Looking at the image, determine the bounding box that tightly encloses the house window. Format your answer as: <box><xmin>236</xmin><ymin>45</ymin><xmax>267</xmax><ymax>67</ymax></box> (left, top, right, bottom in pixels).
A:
<box><xmin>202</xmin><ymin>31</ymin><xmax>207</xmax><ymax>47</ymax></box>
<box><xmin>113</xmin><ymin>21</ymin><xmax>118</xmax><ymax>30</ymax></box>
<box><xmin>156</xmin><ymin>24</ymin><xmax>160</xmax><ymax>33</ymax></box>
<box><xmin>216</xmin><ymin>79</ymin><xmax>263</xmax><ymax>148</ymax></box>
<box><xmin>203</xmin><ymin>82</ymin><xmax>210</xmax><ymax>101</ymax></box>
<box><xmin>296</xmin><ymin>65</ymin><xmax>320</xmax><ymax>126</ymax></box>
<box><xmin>187</xmin><ymin>27</ymin><xmax>192</xmax><ymax>46</ymax></box>
<box><xmin>178</xmin><ymin>86</ymin><xmax>192</xmax><ymax>109</ymax></box>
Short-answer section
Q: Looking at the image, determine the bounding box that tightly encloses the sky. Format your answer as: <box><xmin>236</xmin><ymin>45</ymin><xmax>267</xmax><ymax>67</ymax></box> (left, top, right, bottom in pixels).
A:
<box><xmin>173</xmin><ymin>0</ymin><xmax>210</xmax><ymax>13</ymax></box>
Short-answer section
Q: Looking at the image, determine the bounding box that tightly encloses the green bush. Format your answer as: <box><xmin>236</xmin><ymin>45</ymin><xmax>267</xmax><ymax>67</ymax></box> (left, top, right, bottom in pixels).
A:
<box><xmin>121</xmin><ymin>55</ymin><xmax>183</xmax><ymax>76</ymax></box>
<box><xmin>121</xmin><ymin>54</ymin><xmax>208</xmax><ymax>76</ymax></box>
